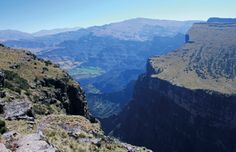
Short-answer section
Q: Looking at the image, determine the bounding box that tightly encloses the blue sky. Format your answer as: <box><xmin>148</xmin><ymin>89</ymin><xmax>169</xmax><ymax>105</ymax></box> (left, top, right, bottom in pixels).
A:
<box><xmin>0</xmin><ymin>0</ymin><xmax>235</xmax><ymax>32</ymax></box>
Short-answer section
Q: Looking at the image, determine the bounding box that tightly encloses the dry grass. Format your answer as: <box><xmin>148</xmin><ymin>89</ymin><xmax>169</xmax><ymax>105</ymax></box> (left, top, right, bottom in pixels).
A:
<box><xmin>37</xmin><ymin>115</ymin><xmax>148</xmax><ymax>152</ymax></box>
<box><xmin>5</xmin><ymin>120</ymin><xmax>36</xmax><ymax>135</ymax></box>
<box><xmin>0</xmin><ymin>46</ymin><xmax>66</xmax><ymax>83</ymax></box>
<box><xmin>149</xmin><ymin>23</ymin><xmax>236</xmax><ymax>94</ymax></box>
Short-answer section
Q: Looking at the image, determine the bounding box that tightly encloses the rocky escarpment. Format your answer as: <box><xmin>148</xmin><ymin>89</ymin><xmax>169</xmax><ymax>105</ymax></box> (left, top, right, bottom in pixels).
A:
<box><xmin>102</xmin><ymin>19</ymin><xmax>236</xmax><ymax>152</ymax></box>
<box><xmin>150</xmin><ymin>21</ymin><xmax>236</xmax><ymax>94</ymax></box>
<box><xmin>103</xmin><ymin>74</ymin><xmax>236</xmax><ymax>151</ymax></box>
<box><xmin>36</xmin><ymin>77</ymin><xmax>89</xmax><ymax>117</ymax></box>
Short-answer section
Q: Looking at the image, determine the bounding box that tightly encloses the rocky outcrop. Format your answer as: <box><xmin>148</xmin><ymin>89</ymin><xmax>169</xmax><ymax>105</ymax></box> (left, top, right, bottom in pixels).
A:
<box><xmin>1</xmin><ymin>131</ymin><xmax>57</xmax><ymax>152</ymax></box>
<box><xmin>3</xmin><ymin>100</ymin><xmax>34</xmax><ymax>121</ymax></box>
<box><xmin>66</xmin><ymin>84</ymin><xmax>88</xmax><ymax>116</ymax></box>
<box><xmin>38</xmin><ymin>78</ymin><xmax>91</xmax><ymax>119</ymax></box>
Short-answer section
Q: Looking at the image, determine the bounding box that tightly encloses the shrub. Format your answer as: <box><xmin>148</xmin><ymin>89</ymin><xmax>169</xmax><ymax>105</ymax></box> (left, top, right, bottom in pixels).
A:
<box><xmin>3</xmin><ymin>70</ymin><xmax>29</xmax><ymax>91</ymax></box>
<box><xmin>0</xmin><ymin>119</ymin><xmax>7</xmax><ymax>134</ymax></box>
<box><xmin>43</xmin><ymin>67</ymin><xmax>49</xmax><ymax>71</ymax></box>
<box><xmin>45</xmin><ymin>60</ymin><xmax>52</xmax><ymax>66</ymax></box>
<box><xmin>33</xmin><ymin>103</ymin><xmax>53</xmax><ymax>115</ymax></box>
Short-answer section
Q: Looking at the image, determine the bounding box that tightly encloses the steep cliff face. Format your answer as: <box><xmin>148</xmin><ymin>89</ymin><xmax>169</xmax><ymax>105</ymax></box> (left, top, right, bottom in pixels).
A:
<box><xmin>102</xmin><ymin>19</ymin><xmax>236</xmax><ymax>152</ymax></box>
<box><xmin>104</xmin><ymin>74</ymin><xmax>236</xmax><ymax>152</ymax></box>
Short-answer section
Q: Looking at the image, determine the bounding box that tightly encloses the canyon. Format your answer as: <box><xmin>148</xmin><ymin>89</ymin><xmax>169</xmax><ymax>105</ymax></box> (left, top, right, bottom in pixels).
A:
<box><xmin>102</xmin><ymin>18</ymin><xmax>236</xmax><ymax>152</ymax></box>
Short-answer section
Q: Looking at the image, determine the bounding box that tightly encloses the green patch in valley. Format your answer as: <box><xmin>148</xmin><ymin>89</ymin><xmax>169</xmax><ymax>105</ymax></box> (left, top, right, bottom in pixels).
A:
<box><xmin>69</xmin><ymin>66</ymin><xmax>105</xmax><ymax>79</ymax></box>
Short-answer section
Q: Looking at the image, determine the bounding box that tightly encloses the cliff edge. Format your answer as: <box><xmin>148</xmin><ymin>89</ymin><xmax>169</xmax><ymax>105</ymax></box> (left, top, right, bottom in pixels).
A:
<box><xmin>102</xmin><ymin>19</ymin><xmax>236</xmax><ymax>152</ymax></box>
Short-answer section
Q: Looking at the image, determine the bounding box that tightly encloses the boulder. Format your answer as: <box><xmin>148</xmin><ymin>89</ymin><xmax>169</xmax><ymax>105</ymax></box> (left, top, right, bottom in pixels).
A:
<box><xmin>4</xmin><ymin>100</ymin><xmax>34</xmax><ymax>121</ymax></box>
<box><xmin>2</xmin><ymin>131</ymin><xmax>20</xmax><ymax>142</ymax></box>
<box><xmin>0</xmin><ymin>143</ymin><xmax>11</xmax><ymax>152</ymax></box>
<box><xmin>16</xmin><ymin>133</ymin><xmax>56</xmax><ymax>152</ymax></box>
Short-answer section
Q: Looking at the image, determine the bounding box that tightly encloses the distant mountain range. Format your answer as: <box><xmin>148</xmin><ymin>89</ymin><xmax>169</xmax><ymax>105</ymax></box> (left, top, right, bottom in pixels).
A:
<box><xmin>0</xmin><ymin>30</ymin><xmax>33</xmax><ymax>41</ymax></box>
<box><xmin>86</xmin><ymin>18</ymin><xmax>196</xmax><ymax>41</ymax></box>
<box><xmin>2</xmin><ymin>18</ymin><xmax>198</xmax><ymax>117</ymax></box>
<box><xmin>0</xmin><ymin>27</ymin><xmax>81</xmax><ymax>41</ymax></box>
<box><xmin>1</xmin><ymin>18</ymin><xmax>197</xmax><ymax>44</ymax></box>
<box><xmin>32</xmin><ymin>27</ymin><xmax>81</xmax><ymax>37</ymax></box>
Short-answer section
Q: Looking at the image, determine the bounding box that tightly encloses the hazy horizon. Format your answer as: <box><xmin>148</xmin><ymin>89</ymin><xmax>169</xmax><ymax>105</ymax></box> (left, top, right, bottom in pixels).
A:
<box><xmin>0</xmin><ymin>17</ymin><xmax>202</xmax><ymax>34</ymax></box>
<box><xmin>0</xmin><ymin>0</ymin><xmax>235</xmax><ymax>33</ymax></box>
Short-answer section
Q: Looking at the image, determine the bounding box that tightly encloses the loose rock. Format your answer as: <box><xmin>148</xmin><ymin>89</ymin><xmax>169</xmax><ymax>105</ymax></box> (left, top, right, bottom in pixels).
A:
<box><xmin>4</xmin><ymin>100</ymin><xmax>34</xmax><ymax>121</ymax></box>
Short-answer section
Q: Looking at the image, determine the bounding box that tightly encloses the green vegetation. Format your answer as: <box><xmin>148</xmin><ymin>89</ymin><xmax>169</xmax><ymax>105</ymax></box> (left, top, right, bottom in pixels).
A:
<box><xmin>44</xmin><ymin>60</ymin><xmax>53</xmax><ymax>66</ymax></box>
<box><xmin>42</xmin><ymin>67</ymin><xmax>49</xmax><ymax>71</ymax></box>
<box><xmin>33</xmin><ymin>103</ymin><xmax>53</xmax><ymax>115</ymax></box>
<box><xmin>87</xmin><ymin>97</ymin><xmax>121</xmax><ymax>118</ymax></box>
<box><xmin>6</xmin><ymin>120</ymin><xmax>36</xmax><ymax>135</ymax></box>
<box><xmin>3</xmin><ymin>70</ymin><xmax>29</xmax><ymax>93</ymax></box>
<box><xmin>69</xmin><ymin>66</ymin><xmax>105</xmax><ymax>78</ymax></box>
<box><xmin>0</xmin><ymin>119</ymin><xmax>7</xmax><ymax>134</ymax></box>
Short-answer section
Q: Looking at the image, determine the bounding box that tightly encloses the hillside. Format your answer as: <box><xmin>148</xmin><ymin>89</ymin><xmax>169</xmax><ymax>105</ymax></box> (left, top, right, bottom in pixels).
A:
<box><xmin>149</xmin><ymin>21</ymin><xmax>236</xmax><ymax>94</ymax></box>
<box><xmin>102</xmin><ymin>19</ymin><xmax>236</xmax><ymax>152</ymax></box>
<box><xmin>0</xmin><ymin>45</ymin><xmax>151</xmax><ymax>152</ymax></box>
<box><xmin>0</xmin><ymin>44</ymin><xmax>90</xmax><ymax>118</ymax></box>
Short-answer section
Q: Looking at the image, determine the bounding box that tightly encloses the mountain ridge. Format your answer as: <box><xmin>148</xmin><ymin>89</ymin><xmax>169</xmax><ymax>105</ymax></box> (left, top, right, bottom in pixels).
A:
<box><xmin>32</xmin><ymin>27</ymin><xmax>81</xmax><ymax>37</ymax></box>
<box><xmin>149</xmin><ymin>22</ymin><xmax>236</xmax><ymax>94</ymax></box>
<box><xmin>2</xmin><ymin>18</ymin><xmax>197</xmax><ymax>44</ymax></box>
